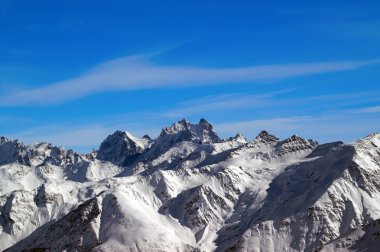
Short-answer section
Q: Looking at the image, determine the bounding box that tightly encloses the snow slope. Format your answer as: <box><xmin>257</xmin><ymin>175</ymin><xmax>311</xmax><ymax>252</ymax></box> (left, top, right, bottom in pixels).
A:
<box><xmin>0</xmin><ymin>119</ymin><xmax>379</xmax><ymax>251</ymax></box>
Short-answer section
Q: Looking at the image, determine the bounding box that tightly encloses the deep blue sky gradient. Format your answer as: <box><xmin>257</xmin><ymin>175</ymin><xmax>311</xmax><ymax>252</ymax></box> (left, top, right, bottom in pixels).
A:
<box><xmin>1</xmin><ymin>0</ymin><xmax>380</xmax><ymax>152</ymax></box>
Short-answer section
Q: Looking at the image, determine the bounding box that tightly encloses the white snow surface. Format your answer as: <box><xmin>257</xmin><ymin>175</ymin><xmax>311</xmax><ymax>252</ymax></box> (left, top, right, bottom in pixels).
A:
<box><xmin>0</xmin><ymin>122</ymin><xmax>379</xmax><ymax>252</ymax></box>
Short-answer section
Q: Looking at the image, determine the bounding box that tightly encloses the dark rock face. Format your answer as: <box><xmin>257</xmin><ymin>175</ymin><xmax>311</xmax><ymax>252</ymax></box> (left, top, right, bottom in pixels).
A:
<box><xmin>7</xmin><ymin>197</ymin><xmax>102</xmax><ymax>252</ymax></box>
<box><xmin>34</xmin><ymin>184</ymin><xmax>58</xmax><ymax>207</ymax></box>
<box><xmin>307</xmin><ymin>141</ymin><xmax>344</xmax><ymax>158</ymax></box>
<box><xmin>162</xmin><ymin>184</ymin><xmax>230</xmax><ymax>238</ymax></box>
<box><xmin>97</xmin><ymin>130</ymin><xmax>145</xmax><ymax>166</ymax></box>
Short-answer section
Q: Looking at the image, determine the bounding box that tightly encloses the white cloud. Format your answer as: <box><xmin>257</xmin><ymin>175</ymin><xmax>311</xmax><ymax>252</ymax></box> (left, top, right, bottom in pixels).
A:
<box><xmin>1</xmin><ymin>54</ymin><xmax>379</xmax><ymax>106</ymax></box>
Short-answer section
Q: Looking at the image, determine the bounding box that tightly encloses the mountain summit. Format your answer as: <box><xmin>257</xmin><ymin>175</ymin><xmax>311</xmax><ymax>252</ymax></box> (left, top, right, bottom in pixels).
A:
<box><xmin>159</xmin><ymin>118</ymin><xmax>220</xmax><ymax>144</ymax></box>
<box><xmin>97</xmin><ymin>130</ymin><xmax>151</xmax><ymax>166</ymax></box>
<box><xmin>1</xmin><ymin>119</ymin><xmax>379</xmax><ymax>251</ymax></box>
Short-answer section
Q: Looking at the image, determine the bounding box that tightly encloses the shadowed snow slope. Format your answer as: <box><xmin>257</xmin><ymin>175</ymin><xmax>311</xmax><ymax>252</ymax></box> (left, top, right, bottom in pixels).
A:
<box><xmin>0</xmin><ymin>119</ymin><xmax>379</xmax><ymax>252</ymax></box>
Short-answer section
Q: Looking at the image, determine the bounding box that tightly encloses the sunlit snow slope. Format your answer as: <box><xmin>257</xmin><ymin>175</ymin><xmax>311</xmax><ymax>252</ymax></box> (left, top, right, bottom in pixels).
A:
<box><xmin>1</xmin><ymin>119</ymin><xmax>379</xmax><ymax>251</ymax></box>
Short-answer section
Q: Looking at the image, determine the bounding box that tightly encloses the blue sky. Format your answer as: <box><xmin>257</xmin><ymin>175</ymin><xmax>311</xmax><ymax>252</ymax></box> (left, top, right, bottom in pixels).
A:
<box><xmin>1</xmin><ymin>0</ymin><xmax>380</xmax><ymax>152</ymax></box>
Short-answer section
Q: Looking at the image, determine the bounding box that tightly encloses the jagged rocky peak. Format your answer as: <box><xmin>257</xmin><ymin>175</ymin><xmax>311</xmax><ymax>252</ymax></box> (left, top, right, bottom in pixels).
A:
<box><xmin>277</xmin><ymin>134</ymin><xmax>318</xmax><ymax>155</ymax></box>
<box><xmin>228</xmin><ymin>133</ymin><xmax>248</xmax><ymax>143</ymax></box>
<box><xmin>283</xmin><ymin>134</ymin><xmax>318</xmax><ymax>146</ymax></box>
<box><xmin>159</xmin><ymin>118</ymin><xmax>220</xmax><ymax>144</ymax></box>
<box><xmin>198</xmin><ymin>117</ymin><xmax>213</xmax><ymax>129</ymax></box>
<box><xmin>28</xmin><ymin>141</ymin><xmax>66</xmax><ymax>157</ymax></box>
<box><xmin>254</xmin><ymin>130</ymin><xmax>279</xmax><ymax>143</ymax></box>
<box><xmin>355</xmin><ymin>132</ymin><xmax>380</xmax><ymax>147</ymax></box>
<box><xmin>0</xmin><ymin>137</ymin><xmax>83</xmax><ymax>168</ymax></box>
<box><xmin>197</xmin><ymin>118</ymin><xmax>220</xmax><ymax>143</ymax></box>
<box><xmin>234</xmin><ymin>133</ymin><xmax>248</xmax><ymax>142</ymax></box>
<box><xmin>160</xmin><ymin>118</ymin><xmax>190</xmax><ymax>135</ymax></box>
<box><xmin>97</xmin><ymin>130</ymin><xmax>151</xmax><ymax>166</ymax></box>
<box><xmin>352</xmin><ymin>133</ymin><xmax>380</xmax><ymax>165</ymax></box>
<box><xmin>0</xmin><ymin>137</ymin><xmax>28</xmax><ymax>165</ymax></box>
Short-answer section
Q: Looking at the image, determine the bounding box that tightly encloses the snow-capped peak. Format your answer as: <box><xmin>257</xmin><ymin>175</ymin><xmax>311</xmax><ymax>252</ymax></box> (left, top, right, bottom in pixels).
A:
<box><xmin>124</xmin><ymin>131</ymin><xmax>151</xmax><ymax>149</ymax></box>
<box><xmin>232</xmin><ymin>133</ymin><xmax>248</xmax><ymax>143</ymax></box>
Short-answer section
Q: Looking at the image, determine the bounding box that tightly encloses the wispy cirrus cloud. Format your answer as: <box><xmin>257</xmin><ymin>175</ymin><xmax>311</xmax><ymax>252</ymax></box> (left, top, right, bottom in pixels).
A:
<box><xmin>163</xmin><ymin>89</ymin><xmax>380</xmax><ymax>118</ymax></box>
<box><xmin>351</xmin><ymin>105</ymin><xmax>380</xmax><ymax>113</ymax></box>
<box><xmin>162</xmin><ymin>91</ymin><xmax>286</xmax><ymax>118</ymax></box>
<box><xmin>1</xmin><ymin>54</ymin><xmax>379</xmax><ymax>106</ymax></box>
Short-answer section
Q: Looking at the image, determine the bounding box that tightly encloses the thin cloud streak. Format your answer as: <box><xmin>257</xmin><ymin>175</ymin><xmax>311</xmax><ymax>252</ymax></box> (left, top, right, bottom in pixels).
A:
<box><xmin>352</xmin><ymin>105</ymin><xmax>380</xmax><ymax>113</ymax></box>
<box><xmin>1</xmin><ymin>54</ymin><xmax>379</xmax><ymax>106</ymax></box>
<box><xmin>163</xmin><ymin>90</ymin><xmax>380</xmax><ymax>118</ymax></box>
<box><xmin>163</xmin><ymin>93</ymin><xmax>278</xmax><ymax>118</ymax></box>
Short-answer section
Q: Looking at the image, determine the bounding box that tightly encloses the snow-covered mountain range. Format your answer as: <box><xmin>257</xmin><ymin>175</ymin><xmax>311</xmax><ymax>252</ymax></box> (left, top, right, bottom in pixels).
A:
<box><xmin>1</xmin><ymin>118</ymin><xmax>379</xmax><ymax>251</ymax></box>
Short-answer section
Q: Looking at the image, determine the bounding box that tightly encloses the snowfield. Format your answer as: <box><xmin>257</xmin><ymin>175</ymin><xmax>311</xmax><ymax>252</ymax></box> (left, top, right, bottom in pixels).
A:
<box><xmin>0</xmin><ymin>119</ymin><xmax>379</xmax><ymax>251</ymax></box>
